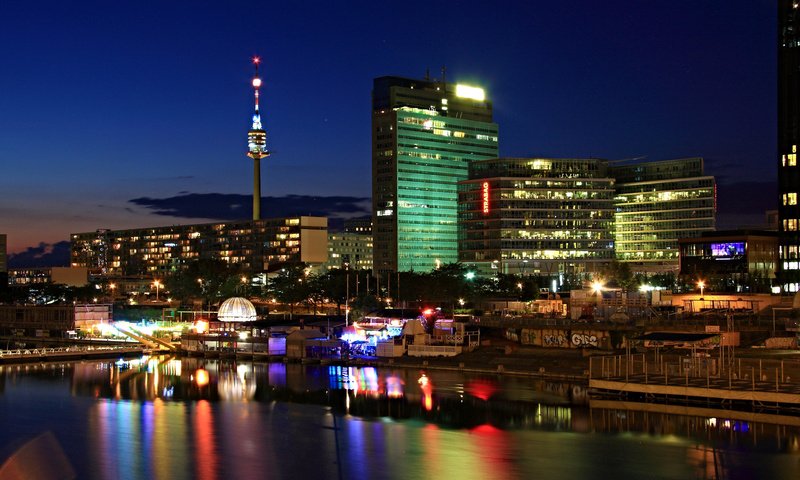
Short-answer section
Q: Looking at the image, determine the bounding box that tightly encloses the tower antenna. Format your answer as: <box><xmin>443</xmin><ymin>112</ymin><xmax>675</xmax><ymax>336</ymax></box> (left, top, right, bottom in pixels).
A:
<box><xmin>247</xmin><ymin>56</ymin><xmax>270</xmax><ymax>221</ymax></box>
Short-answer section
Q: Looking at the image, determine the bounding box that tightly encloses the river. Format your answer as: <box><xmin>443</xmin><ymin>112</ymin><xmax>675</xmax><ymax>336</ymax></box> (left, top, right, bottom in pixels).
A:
<box><xmin>0</xmin><ymin>356</ymin><xmax>797</xmax><ymax>479</ymax></box>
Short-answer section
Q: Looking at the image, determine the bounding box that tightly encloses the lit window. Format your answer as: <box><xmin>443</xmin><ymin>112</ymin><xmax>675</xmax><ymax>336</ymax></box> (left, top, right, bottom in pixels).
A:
<box><xmin>790</xmin><ymin>219</ymin><xmax>798</xmax><ymax>231</ymax></box>
<box><xmin>790</xmin><ymin>193</ymin><xmax>798</xmax><ymax>205</ymax></box>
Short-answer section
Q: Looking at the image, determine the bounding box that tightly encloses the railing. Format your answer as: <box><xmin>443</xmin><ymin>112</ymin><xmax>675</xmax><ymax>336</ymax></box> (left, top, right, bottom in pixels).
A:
<box><xmin>589</xmin><ymin>353</ymin><xmax>800</xmax><ymax>395</ymax></box>
<box><xmin>0</xmin><ymin>345</ymin><xmax>141</xmax><ymax>358</ymax></box>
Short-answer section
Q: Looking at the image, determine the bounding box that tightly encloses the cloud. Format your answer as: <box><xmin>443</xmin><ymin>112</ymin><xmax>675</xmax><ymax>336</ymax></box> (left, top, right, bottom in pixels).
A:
<box><xmin>128</xmin><ymin>193</ymin><xmax>371</xmax><ymax>222</ymax></box>
<box><xmin>8</xmin><ymin>241</ymin><xmax>71</xmax><ymax>268</ymax></box>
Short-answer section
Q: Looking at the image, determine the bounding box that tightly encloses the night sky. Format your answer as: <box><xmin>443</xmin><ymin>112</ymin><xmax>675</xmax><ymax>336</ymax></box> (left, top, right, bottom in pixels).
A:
<box><xmin>1</xmin><ymin>0</ymin><xmax>778</xmax><ymax>266</ymax></box>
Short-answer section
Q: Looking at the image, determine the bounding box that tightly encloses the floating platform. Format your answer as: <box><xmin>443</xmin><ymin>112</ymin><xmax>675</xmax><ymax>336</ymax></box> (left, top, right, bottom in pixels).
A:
<box><xmin>0</xmin><ymin>346</ymin><xmax>151</xmax><ymax>364</ymax></box>
<box><xmin>589</xmin><ymin>354</ymin><xmax>800</xmax><ymax>407</ymax></box>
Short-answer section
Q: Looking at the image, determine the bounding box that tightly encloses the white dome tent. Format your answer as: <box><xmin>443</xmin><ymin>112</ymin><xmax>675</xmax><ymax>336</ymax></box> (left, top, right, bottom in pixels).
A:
<box><xmin>217</xmin><ymin>297</ymin><xmax>257</xmax><ymax>323</ymax></box>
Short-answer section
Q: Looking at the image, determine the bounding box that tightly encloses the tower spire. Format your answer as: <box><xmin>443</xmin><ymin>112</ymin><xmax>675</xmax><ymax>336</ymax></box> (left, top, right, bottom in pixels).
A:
<box><xmin>247</xmin><ymin>56</ymin><xmax>270</xmax><ymax>221</ymax></box>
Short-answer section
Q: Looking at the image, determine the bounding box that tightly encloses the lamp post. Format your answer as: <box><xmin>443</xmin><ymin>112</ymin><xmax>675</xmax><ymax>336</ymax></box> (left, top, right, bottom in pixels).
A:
<box><xmin>345</xmin><ymin>262</ymin><xmax>350</xmax><ymax>327</ymax></box>
<box><xmin>153</xmin><ymin>280</ymin><xmax>162</xmax><ymax>302</ymax></box>
<box><xmin>698</xmin><ymin>280</ymin><xmax>705</xmax><ymax>297</ymax></box>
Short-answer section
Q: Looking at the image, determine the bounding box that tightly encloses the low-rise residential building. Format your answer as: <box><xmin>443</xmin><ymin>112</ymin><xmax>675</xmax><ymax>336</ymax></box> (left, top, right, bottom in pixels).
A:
<box><xmin>70</xmin><ymin>216</ymin><xmax>328</xmax><ymax>278</ymax></box>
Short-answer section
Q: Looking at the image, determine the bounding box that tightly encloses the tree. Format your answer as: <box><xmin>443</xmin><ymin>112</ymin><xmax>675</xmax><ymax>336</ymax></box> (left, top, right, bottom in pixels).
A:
<box><xmin>267</xmin><ymin>265</ymin><xmax>310</xmax><ymax>318</ymax></box>
<box><xmin>164</xmin><ymin>259</ymin><xmax>243</xmax><ymax>307</ymax></box>
<box><xmin>317</xmin><ymin>269</ymin><xmax>349</xmax><ymax>315</ymax></box>
<box><xmin>602</xmin><ymin>261</ymin><xmax>635</xmax><ymax>290</ymax></box>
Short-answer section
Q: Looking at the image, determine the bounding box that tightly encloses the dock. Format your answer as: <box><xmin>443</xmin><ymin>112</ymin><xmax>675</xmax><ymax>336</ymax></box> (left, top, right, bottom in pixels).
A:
<box><xmin>0</xmin><ymin>345</ymin><xmax>160</xmax><ymax>364</ymax></box>
<box><xmin>589</xmin><ymin>354</ymin><xmax>800</xmax><ymax>407</ymax></box>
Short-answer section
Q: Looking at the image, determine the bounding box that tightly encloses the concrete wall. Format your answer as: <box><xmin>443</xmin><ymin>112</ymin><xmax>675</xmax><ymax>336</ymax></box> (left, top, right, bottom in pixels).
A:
<box><xmin>519</xmin><ymin>328</ymin><xmax>614</xmax><ymax>349</ymax></box>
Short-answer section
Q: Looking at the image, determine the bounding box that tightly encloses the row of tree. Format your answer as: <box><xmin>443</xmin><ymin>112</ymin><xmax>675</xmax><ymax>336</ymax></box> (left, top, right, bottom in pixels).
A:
<box><xmin>163</xmin><ymin>260</ymin><xmax>682</xmax><ymax>316</ymax></box>
<box><xmin>1</xmin><ymin>259</ymin><xmax>687</xmax><ymax>311</ymax></box>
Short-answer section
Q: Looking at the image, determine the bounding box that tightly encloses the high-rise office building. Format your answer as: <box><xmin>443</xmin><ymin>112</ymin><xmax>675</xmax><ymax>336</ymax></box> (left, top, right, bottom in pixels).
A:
<box><xmin>778</xmin><ymin>1</ymin><xmax>800</xmax><ymax>290</ymax></box>
<box><xmin>611</xmin><ymin>158</ymin><xmax>716</xmax><ymax>273</ymax></box>
<box><xmin>458</xmin><ymin>158</ymin><xmax>616</xmax><ymax>278</ymax></box>
<box><xmin>372</xmin><ymin>75</ymin><xmax>499</xmax><ymax>273</ymax></box>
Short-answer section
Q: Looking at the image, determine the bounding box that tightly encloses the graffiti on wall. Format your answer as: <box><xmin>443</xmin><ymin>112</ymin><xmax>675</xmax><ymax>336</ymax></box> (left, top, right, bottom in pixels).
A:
<box><xmin>570</xmin><ymin>332</ymin><xmax>598</xmax><ymax>348</ymax></box>
<box><xmin>521</xmin><ymin>329</ymin><xmax>537</xmax><ymax>345</ymax></box>
<box><xmin>543</xmin><ymin>333</ymin><xmax>568</xmax><ymax>347</ymax></box>
<box><xmin>518</xmin><ymin>328</ymin><xmax>610</xmax><ymax>349</ymax></box>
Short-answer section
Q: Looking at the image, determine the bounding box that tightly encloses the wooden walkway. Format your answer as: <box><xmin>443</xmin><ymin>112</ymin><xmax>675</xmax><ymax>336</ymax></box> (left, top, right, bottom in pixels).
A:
<box><xmin>589</xmin><ymin>354</ymin><xmax>800</xmax><ymax>407</ymax></box>
<box><xmin>0</xmin><ymin>345</ymin><xmax>154</xmax><ymax>363</ymax></box>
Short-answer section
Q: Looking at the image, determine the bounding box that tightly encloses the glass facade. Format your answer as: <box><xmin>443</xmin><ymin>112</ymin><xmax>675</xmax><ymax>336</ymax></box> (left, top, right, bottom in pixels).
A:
<box><xmin>70</xmin><ymin>217</ymin><xmax>327</xmax><ymax>277</ymax></box>
<box><xmin>778</xmin><ymin>1</ymin><xmax>800</xmax><ymax>290</ymax></box>
<box><xmin>611</xmin><ymin>158</ymin><xmax>715</xmax><ymax>272</ymax></box>
<box><xmin>458</xmin><ymin>158</ymin><xmax>616</xmax><ymax>277</ymax></box>
<box><xmin>372</xmin><ymin>76</ymin><xmax>498</xmax><ymax>273</ymax></box>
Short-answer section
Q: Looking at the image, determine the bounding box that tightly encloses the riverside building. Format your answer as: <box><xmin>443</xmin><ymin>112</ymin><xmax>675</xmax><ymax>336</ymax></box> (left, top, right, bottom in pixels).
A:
<box><xmin>70</xmin><ymin>217</ymin><xmax>328</xmax><ymax>278</ymax></box>
<box><xmin>458</xmin><ymin>157</ymin><xmax>616</xmax><ymax>279</ymax></box>
<box><xmin>372</xmin><ymin>74</ymin><xmax>499</xmax><ymax>274</ymax></box>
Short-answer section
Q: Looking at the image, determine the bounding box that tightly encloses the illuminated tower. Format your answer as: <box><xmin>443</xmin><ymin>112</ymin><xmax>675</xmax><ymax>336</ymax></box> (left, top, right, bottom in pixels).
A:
<box><xmin>247</xmin><ymin>57</ymin><xmax>270</xmax><ymax>221</ymax></box>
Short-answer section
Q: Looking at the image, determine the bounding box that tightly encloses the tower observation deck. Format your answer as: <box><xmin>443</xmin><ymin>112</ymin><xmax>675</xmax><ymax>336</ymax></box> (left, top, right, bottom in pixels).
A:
<box><xmin>247</xmin><ymin>57</ymin><xmax>270</xmax><ymax>220</ymax></box>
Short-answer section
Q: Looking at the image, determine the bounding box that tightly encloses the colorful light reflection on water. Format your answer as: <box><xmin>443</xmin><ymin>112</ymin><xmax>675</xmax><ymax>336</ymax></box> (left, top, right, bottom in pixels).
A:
<box><xmin>0</xmin><ymin>358</ymin><xmax>797</xmax><ymax>479</ymax></box>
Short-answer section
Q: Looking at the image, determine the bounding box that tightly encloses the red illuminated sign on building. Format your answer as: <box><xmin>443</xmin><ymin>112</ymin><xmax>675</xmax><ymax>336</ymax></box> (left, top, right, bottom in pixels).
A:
<box><xmin>482</xmin><ymin>182</ymin><xmax>490</xmax><ymax>214</ymax></box>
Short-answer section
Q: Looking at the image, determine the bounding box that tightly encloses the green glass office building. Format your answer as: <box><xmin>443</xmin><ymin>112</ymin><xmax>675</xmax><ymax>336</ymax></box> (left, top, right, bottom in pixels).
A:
<box><xmin>372</xmin><ymin>76</ymin><xmax>498</xmax><ymax>273</ymax></box>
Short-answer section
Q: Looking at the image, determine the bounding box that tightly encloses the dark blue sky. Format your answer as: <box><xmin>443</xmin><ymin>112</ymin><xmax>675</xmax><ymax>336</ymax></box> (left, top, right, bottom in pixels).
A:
<box><xmin>1</xmin><ymin>0</ymin><xmax>777</xmax><ymax>257</ymax></box>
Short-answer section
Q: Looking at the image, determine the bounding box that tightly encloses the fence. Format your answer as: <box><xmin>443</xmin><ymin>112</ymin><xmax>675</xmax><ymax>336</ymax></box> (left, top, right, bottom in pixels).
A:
<box><xmin>589</xmin><ymin>352</ymin><xmax>800</xmax><ymax>400</ymax></box>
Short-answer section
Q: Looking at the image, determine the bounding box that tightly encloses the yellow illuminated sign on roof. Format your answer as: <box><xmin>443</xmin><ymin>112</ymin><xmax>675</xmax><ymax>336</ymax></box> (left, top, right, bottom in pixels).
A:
<box><xmin>455</xmin><ymin>84</ymin><xmax>485</xmax><ymax>101</ymax></box>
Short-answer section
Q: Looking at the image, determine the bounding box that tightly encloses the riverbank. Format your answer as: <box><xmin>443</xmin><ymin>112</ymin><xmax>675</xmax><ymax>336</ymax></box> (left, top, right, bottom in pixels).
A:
<box><xmin>345</xmin><ymin>341</ymin><xmax>593</xmax><ymax>383</ymax></box>
<box><xmin>329</xmin><ymin>341</ymin><xmax>800</xmax><ymax>384</ymax></box>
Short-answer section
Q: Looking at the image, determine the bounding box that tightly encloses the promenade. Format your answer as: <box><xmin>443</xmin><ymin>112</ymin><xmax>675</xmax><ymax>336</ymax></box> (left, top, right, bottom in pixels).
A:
<box><xmin>589</xmin><ymin>353</ymin><xmax>800</xmax><ymax>407</ymax></box>
<box><xmin>0</xmin><ymin>345</ymin><xmax>156</xmax><ymax>364</ymax></box>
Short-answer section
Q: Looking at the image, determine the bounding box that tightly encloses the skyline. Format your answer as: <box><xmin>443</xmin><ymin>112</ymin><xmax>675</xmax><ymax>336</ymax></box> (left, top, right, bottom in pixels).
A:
<box><xmin>2</xmin><ymin>1</ymin><xmax>778</xmax><ymax>265</ymax></box>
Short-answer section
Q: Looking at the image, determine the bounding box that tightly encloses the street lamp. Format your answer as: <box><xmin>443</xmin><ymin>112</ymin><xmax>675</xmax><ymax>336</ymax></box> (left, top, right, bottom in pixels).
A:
<box><xmin>698</xmin><ymin>280</ymin><xmax>705</xmax><ymax>297</ymax></box>
<box><xmin>344</xmin><ymin>262</ymin><xmax>350</xmax><ymax>327</ymax></box>
<box><xmin>153</xmin><ymin>280</ymin><xmax>162</xmax><ymax>302</ymax></box>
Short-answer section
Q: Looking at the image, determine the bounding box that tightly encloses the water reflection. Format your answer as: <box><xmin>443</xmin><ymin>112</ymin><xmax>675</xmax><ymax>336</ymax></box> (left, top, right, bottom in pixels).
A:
<box><xmin>0</xmin><ymin>358</ymin><xmax>798</xmax><ymax>479</ymax></box>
